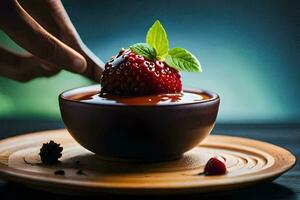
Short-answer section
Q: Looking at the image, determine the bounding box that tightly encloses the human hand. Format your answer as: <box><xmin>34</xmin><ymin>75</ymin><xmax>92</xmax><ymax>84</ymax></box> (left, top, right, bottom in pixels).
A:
<box><xmin>0</xmin><ymin>0</ymin><xmax>104</xmax><ymax>82</ymax></box>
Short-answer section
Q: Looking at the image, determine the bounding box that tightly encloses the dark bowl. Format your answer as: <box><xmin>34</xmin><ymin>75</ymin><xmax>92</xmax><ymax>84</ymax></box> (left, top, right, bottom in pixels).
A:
<box><xmin>59</xmin><ymin>85</ymin><xmax>220</xmax><ymax>162</ymax></box>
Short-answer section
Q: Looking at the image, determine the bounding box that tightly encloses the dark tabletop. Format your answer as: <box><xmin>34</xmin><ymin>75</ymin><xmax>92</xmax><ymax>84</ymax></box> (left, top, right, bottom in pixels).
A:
<box><xmin>0</xmin><ymin>119</ymin><xmax>299</xmax><ymax>200</ymax></box>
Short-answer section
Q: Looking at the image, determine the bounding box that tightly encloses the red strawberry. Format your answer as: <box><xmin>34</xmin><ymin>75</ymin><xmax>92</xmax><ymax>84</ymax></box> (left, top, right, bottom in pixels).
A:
<box><xmin>100</xmin><ymin>49</ymin><xmax>182</xmax><ymax>96</ymax></box>
<box><xmin>204</xmin><ymin>157</ymin><xmax>227</xmax><ymax>175</ymax></box>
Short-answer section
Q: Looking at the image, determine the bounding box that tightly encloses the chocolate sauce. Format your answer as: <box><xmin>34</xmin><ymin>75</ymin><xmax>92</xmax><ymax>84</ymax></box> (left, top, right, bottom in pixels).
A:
<box><xmin>69</xmin><ymin>91</ymin><xmax>210</xmax><ymax>106</ymax></box>
<box><xmin>105</xmin><ymin>49</ymin><xmax>130</xmax><ymax>69</ymax></box>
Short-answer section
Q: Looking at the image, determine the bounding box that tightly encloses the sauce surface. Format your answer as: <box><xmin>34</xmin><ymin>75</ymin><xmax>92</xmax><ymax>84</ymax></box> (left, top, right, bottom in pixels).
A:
<box><xmin>69</xmin><ymin>91</ymin><xmax>211</xmax><ymax>106</ymax></box>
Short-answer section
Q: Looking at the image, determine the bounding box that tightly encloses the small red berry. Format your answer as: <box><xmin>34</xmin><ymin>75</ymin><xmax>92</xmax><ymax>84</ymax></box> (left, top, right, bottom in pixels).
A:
<box><xmin>204</xmin><ymin>157</ymin><xmax>227</xmax><ymax>175</ymax></box>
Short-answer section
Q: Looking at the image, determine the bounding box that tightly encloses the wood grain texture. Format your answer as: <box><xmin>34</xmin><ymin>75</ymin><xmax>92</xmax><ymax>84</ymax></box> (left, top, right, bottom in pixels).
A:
<box><xmin>0</xmin><ymin>129</ymin><xmax>296</xmax><ymax>195</ymax></box>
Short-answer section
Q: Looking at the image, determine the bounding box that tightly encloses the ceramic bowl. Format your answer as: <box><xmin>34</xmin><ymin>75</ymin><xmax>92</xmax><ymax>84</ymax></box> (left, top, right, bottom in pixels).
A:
<box><xmin>59</xmin><ymin>85</ymin><xmax>220</xmax><ymax>162</ymax></box>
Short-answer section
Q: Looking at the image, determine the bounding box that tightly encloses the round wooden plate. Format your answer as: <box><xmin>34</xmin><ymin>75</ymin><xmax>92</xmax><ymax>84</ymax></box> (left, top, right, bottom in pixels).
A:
<box><xmin>0</xmin><ymin>129</ymin><xmax>295</xmax><ymax>195</ymax></box>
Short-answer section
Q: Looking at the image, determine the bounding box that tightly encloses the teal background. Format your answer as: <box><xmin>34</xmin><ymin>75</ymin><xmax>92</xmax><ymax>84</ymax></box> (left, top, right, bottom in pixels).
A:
<box><xmin>0</xmin><ymin>0</ymin><xmax>299</xmax><ymax>123</ymax></box>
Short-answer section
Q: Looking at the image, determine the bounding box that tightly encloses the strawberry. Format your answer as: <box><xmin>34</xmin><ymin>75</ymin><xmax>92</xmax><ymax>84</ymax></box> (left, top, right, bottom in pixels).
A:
<box><xmin>100</xmin><ymin>20</ymin><xmax>202</xmax><ymax>96</ymax></box>
<box><xmin>100</xmin><ymin>49</ymin><xmax>182</xmax><ymax>96</ymax></box>
<box><xmin>204</xmin><ymin>157</ymin><xmax>227</xmax><ymax>175</ymax></box>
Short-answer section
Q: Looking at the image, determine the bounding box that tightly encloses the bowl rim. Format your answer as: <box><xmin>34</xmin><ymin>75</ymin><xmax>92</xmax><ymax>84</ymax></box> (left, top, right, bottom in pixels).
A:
<box><xmin>59</xmin><ymin>84</ymin><xmax>220</xmax><ymax>107</ymax></box>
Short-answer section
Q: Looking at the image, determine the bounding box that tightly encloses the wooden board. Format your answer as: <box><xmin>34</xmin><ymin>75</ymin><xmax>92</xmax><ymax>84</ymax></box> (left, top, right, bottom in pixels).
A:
<box><xmin>0</xmin><ymin>129</ymin><xmax>296</xmax><ymax>195</ymax></box>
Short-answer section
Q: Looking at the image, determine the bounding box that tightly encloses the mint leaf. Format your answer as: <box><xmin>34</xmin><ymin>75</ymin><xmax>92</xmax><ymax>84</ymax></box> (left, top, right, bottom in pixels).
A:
<box><xmin>128</xmin><ymin>20</ymin><xmax>202</xmax><ymax>73</ymax></box>
<box><xmin>130</xmin><ymin>43</ymin><xmax>156</xmax><ymax>60</ymax></box>
<box><xmin>146</xmin><ymin>20</ymin><xmax>169</xmax><ymax>58</ymax></box>
<box><xmin>165</xmin><ymin>48</ymin><xmax>202</xmax><ymax>72</ymax></box>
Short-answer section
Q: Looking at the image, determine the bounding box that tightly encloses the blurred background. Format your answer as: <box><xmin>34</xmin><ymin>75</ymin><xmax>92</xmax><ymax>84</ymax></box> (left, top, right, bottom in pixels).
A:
<box><xmin>1</xmin><ymin>1</ymin><xmax>299</xmax><ymax>197</ymax></box>
<box><xmin>0</xmin><ymin>0</ymin><xmax>299</xmax><ymax>124</ymax></box>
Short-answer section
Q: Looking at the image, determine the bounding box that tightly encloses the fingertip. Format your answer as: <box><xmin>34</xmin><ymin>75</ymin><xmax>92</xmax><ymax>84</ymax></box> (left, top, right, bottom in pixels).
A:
<box><xmin>72</xmin><ymin>57</ymin><xmax>87</xmax><ymax>73</ymax></box>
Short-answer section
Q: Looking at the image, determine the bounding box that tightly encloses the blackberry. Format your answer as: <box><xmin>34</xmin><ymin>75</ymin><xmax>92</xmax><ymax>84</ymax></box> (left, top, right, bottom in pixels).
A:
<box><xmin>39</xmin><ymin>140</ymin><xmax>63</xmax><ymax>165</ymax></box>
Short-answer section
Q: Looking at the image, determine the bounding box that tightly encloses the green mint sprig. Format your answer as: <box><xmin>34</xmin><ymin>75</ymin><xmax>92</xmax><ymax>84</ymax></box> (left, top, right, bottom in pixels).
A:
<box><xmin>130</xmin><ymin>20</ymin><xmax>202</xmax><ymax>72</ymax></box>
